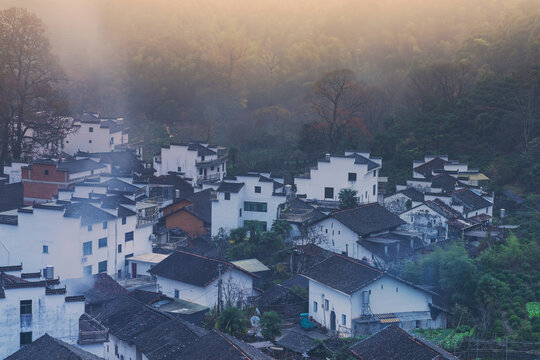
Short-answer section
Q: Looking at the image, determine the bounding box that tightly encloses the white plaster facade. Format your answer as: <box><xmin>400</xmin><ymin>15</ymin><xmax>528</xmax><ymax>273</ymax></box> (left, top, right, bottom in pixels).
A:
<box><xmin>0</xmin><ymin>270</ymin><xmax>85</xmax><ymax>359</ymax></box>
<box><xmin>294</xmin><ymin>152</ymin><xmax>381</xmax><ymax>203</ymax></box>
<box><xmin>153</xmin><ymin>142</ymin><xmax>227</xmax><ymax>185</ymax></box>
<box><xmin>0</xmin><ymin>204</ymin><xmax>152</xmax><ymax>280</ymax></box>
<box><xmin>156</xmin><ymin>268</ymin><xmax>253</xmax><ymax>308</ymax></box>
<box><xmin>211</xmin><ymin>174</ymin><xmax>286</xmax><ymax>237</ymax></box>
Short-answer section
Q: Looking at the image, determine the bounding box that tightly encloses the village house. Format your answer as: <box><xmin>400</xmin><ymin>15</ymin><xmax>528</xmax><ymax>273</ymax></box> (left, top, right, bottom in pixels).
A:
<box><xmin>0</xmin><ymin>264</ymin><xmax>86</xmax><ymax>359</ymax></box>
<box><xmin>383</xmin><ymin>187</ymin><xmax>425</xmax><ymax>214</ymax></box>
<box><xmin>0</xmin><ymin>200</ymin><xmax>153</xmax><ymax>280</ymax></box>
<box><xmin>211</xmin><ymin>172</ymin><xmax>287</xmax><ymax>236</ymax></box>
<box><xmin>126</xmin><ymin>252</ymin><xmax>168</xmax><ymax>278</ymax></box>
<box><xmin>399</xmin><ymin>198</ymin><xmax>478</xmax><ymax>244</ymax></box>
<box><xmin>348</xmin><ymin>324</ymin><xmax>458</xmax><ymax>360</ymax></box>
<box><xmin>294</xmin><ymin>151</ymin><xmax>382</xmax><ymax>203</ymax></box>
<box><xmin>74</xmin><ymin>150</ymin><xmax>147</xmax><ymax>176</ymax></box>
<box><xmin>152</xmin><ymin>141</ymin><xmax>227</xmax><ymax>185</ymax></box>
<box><xmin>308</xmin><ymin>203</ymin><xmax>421</xmax><ymax>268</ymax></box>
<box><xmin>302</xmin><ymin>254</ymin><xmax>447</xmax><ymax>337</ymax></box>
<box><xmin>149</xmin><ymin>250</ymin><xmax>255</xmax><ymax>308</ymax></box>
<box><xmin>6</xmin><ymin>333</ymin><xmax>103</xmax><ymax>360</ymax></box>
<box><xmin>62</xmin><ymin>112</ymin><xmax>129</xmax><ymax>155</ymax></box>
<box><xmin>21</xmin><ymin>158</ymin><xmax>107</xmax><ymax>204</ymax></box>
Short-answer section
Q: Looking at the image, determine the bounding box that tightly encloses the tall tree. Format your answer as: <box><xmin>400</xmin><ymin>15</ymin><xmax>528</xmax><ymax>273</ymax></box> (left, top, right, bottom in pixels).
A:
<box><xmin>306</xmin><ymin>69</ymin><xmax>365</xmax><ymax>152</ymax></box>
<box><xmin>338</xmin><ymin>188</ymin><xmax>359</xmax><ymax>209</ymax></box>
<box><xmin>0</xmin><ymin>8</ymin><xmax>68</xmax><ymax>161</ymax></box>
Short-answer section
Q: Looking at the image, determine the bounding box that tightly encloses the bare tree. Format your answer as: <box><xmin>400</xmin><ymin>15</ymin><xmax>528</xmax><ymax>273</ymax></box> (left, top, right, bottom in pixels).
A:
<box><xmin>306</xmin><ymin>69</ymin><xmax>364</xmax><ymax>152</ymax></box>
<box><xmin>0</xmin><ymin>8</ymin><xmax>69</xmax><ymax>162</ymax></box>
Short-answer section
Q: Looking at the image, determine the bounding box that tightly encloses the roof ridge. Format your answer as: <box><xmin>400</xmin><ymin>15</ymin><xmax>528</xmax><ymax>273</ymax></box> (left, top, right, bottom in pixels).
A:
<box><xmin>332</xmin><ymin>202</ymin><xmax>375</xmax><ymax>215</ymax></box>
<box><xmin>393</xmin><ymin>326</ymin><xmax>440</xmax><ymax>357</ymax></box>
<box><xmin>213</xmin><ymin>330</ymin><xmax>251</xmax><ymax>360</ymax></box>
<box><xmin>332</xmin><ymin>253</ymin><xmax>384</xmax><ymax>274</ymax></box>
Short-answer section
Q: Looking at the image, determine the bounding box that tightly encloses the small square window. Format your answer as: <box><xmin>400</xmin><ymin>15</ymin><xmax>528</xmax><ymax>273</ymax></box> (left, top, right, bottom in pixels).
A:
<box><xmin>98</xmin><ymin>237</ymin><xmax>107</xmax><ymax>248</ymax></box>
<box><xmin>103</xmin><ymin>221</ymin><xmax>108</xmax><ymax>229</ymax></box>
<box><xmin>89</xmin><ymin>127</ymin><xmax>93</xmax><ymax>132</ymax></box>
<box><xmin>44</xmin><ymin>169</ymin><xmax>49</xmax><ymax>175</ymax></box>
<box><xmin>20</xmin><ymin>331</ymin><xmax>32</xmax><ymax>346</ymax></box>
<box><xmin>98</xmin><ymin>260</ymin><xmax>107</xmax><ymax>273</ymax></box>
<box><xmin>224</xmin><ymin>192</ymin><xmax>230</xmax><ymax>200</ymax></box>
<box><xmin>89</xmin><ymin>140</ymin><xmax>92</xmax><ymax>143</ymax></box>
<box><xmin>348</xmin><ymin>172</ymin><xmax>357</xmax><ymax>181</ymax></box>
<box><xmin>42</xmin><ymin>245</ymin><xmax>48</xmax><ymax>254</ymax></box>
<box><xmin>324</xmin><ymin>187</ymin><xmax>334</xmax><ymax>199</ymax></box>
<box><xmin>88</xmin><ymin>225</ymin><xmax>92</xmax><ymax>231</ymax></box>
<box><xmin>118</xmin><ymin>244</ymin><xmax>122</xmax><ymax>253</ymax></box>
<box><xmin>125</xmin><ymin>231</ymin><xmax>134</xmax><ymax>242</ymax></box>
<box><xmin>20</xmin><ymin>300</ymin><xmax>32</xmax><ymax>315</ymax></box>
<box><xmin>255</xmin><ymin>186</ymin><xmax>261</xmax><ymax>193</ymax></box>
<box><xmin>122</xmin><ymin>217</ymin><xmax>126</xmax><ymax>225</ymax></box>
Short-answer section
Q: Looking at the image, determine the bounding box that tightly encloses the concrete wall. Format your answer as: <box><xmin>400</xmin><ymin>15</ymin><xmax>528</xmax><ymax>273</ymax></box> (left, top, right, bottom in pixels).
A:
<box><xmin>399</xmin><ymin>204</ymin><xmax>449</xmax><ymax>244</ymax></box>
<box><xmin>0</xmin><ymin>286</ymin><xmax>84</xmax><ymax>359</ymax></box>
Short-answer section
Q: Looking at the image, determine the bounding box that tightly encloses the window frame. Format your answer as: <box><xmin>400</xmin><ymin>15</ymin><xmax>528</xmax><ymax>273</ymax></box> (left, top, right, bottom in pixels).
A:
<box><xmin>125</xmin><ymin>231</ymin><xmax>134</xmax><ymax>242</ymax></box>
<box><xmin>254</xmin><ymin>186</ymin><xmax>261</xmax><ymax>193</ymax></box>
<box><xmin>98</xmin><ymin>260</ymin><xmax>107</xmax><ymax>273</ymax></box>
<box><xmin>324</xmin><ymin>187</ymin><xmax>334</xmax><ymax>199</ymax></box>
<box><xmin>20</xmin><ymin>300</ymin><xmax>32</xmax><ymax>315</ymax></box>
<box><xmin>348</xmin><ymin>172</ymin><xmax>357</xmax><ymax>181</ymax></box>
<box><xmin>224</xmin><ymin>192</ymin><xmax>231</xmax><ymax>200</ymax></box>
<box><xmin>98</xmin><ymin>237</ymin><xmax>108</xmax><ymax>248</ymax></box>
<box><xmin>20</xmin><ymin>331</ymin><xmax>32</xmax><ymax>346</ymax></box>
<box><xmin>83</xmin><ymin>241</ymin><xmax>92</xmax><ymax>256</ymax></box>
<box><xmin>42</xmin><ymin>245</ymin><xmax>48</xmax><ymax>254</ymax></box>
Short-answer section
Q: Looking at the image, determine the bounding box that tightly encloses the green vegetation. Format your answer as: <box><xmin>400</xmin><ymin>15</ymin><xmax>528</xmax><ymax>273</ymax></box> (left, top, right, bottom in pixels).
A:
<box><xmin>527</xmin><ymin>302</ymin><xmax>540</xmax><ymax>319</ymax></box>
<box><xmin>338</xmin><ymin>189</ymin><xmax>359</xmax><ymax>210</ymax></box>
<box><xmin>215</xmin><ymin>307</ymin><xmax>248</xmax><ymax>337</ymax></box>
<box><xmin>259</xmin><ymin>311</ymin><xmax>282</xmax><ymax>340</ymax></box>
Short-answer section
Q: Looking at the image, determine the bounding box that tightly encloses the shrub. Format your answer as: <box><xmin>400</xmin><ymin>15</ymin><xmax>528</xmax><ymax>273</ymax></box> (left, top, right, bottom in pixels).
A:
<box><xmin>260</xmin><ymin>311</ymin><xmax>283</xmax><ymax>340</ymax></box>
<box><xmin>216</xmin><ymin>307</ymin><xmax>247</xmax><ymax>337</ymax></box>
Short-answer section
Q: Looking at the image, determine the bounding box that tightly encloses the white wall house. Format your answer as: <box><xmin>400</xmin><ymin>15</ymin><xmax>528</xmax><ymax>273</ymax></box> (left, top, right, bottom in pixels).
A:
<box><xmin>62</xmin><ymin>112</ymin><xmax>128</xmax><ymax>155</ymax></box>
<box><xmin>211</xmin><ymin>173</ymin><xmax>287</xmax><ymax>237</ymax></box>
<box><xmin>149</xmin><ymin>251</ymin><xmax>254</xmax><ymax>308</ymax></box>
<box><xmin>294</xmin><ymin>151</ymin><xmax>381</xmax><ymax>203</ymax></box>
<box><xmin>303</xmin><ymin>255</ymin><xmax>446</xmax><ymax>337</ymax></box>
<box><xmin>0</xmin><ymin>265</ymin><xmax>85</xmax><ymax>359</ymax></box>
<box><xmin>0</xmin><ymin>201</ymin><xmax>152</xmax><ymax>280</ymax></box>
<box><xmin>153</xmin><ymin>142</ymin><xmax>227</xmax><ymax>185</ymax></box>
<box><xmin>383</xmin><ymin>188</ymin><xmax>425</xmax><ymax>214</ymax></box>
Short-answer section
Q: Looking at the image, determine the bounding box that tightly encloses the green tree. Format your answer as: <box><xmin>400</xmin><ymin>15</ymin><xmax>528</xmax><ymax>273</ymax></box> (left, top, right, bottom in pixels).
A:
<box><xmin>216</xmin><ymin>307</ymin><xmax>247</xmax><ymax>337</ymax></box>
<box><xmin>338</xmin><ymin>189</ymin><xmax>359</xmax><ymax>209</ymax></box>
<box><xmin>271</xmin><ymin>219</ymin><xmax>292</xmax><ymax>238</ymax></box>
<box><xmin>260</xmin><ymin>311</ymin><xmax>282</xmax><ymax>340</ymax></box>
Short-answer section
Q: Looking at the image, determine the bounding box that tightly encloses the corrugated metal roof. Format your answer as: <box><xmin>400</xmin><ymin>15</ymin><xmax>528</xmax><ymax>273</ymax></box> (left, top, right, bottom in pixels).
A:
<box><xmin>128</xmin><ymin>253</ymin><xmax>169</xmax><ymax>264</ymax></box>
<box><xmin>231</xmin><ymin>258</ymin><xmax>270</xmax><ymax>273</ymax></box>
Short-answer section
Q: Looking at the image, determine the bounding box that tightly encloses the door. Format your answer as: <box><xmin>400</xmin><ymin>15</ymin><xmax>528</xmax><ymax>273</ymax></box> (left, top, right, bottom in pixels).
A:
<box><xmin>131</xmin><ymin>263</ymin><xmax>137</xmax><ymax>278</ymax></box>
<box><xmin>330</xmin><ymin>311</ymin><xmax>336</xmax><ymax>331</ymax></box>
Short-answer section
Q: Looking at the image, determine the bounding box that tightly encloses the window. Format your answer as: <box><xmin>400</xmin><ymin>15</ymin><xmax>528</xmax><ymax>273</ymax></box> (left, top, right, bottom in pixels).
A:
<box><xmin>87</xmin><ymin>224</ymin><xmax>93</xmax><ymax>231</ymax></box>
<box><xmin>313</xmin><ymin>301</ymin><xmax>318</xmax><ymax>312</ymax></box>
<box><xmin>381</xmin><ymin>284</ymin><xmax>384</xmax><ymax>290</ymax></box>
<box><xmin>125</xmin><ymin>231</ymin><xmax>134</xmax><ymax>241</ymax></box>
<box><xmin>83</xmin><ymin>265</ymin><xmax>92</xmax><ymax>276</ymax></box>
<box><xmin>83</xmin><ymin>241</ymin><xmax>92</xmax><ymax>256</ymax></box>
<box><xmin>239</xmin><ymin>208</ymin><xmax>242</xmax><ymax>218</ymax></box>
<box><xmin>98</xmin><ymin>260</ymin><xmax>107</xmax><ymax>273</ymax></box>
<box><xmin>89</xmin><ymin>127</ymin><xmax>93</xmax><ymax>132</ymax></box>
<box><xmin>244</xmin><ymin>201</ymin><xmax>267</xmax><ymax>212</ymax></box>
<box><xmin>373</xmin><ymin>170</ymin><xmax>377</xmax><ymax>177</ymax></box>
<box><xmin>224</xmin><ymin>192</ymin><xmax>231</xmax><ymax>200</ymax></box>
<box><xmin>89</xmin><ymin>140</ymin><xmax>92</xmax><ymax>143</ymax></box>
<box><xmin>365</xmin><ymin>191</ymin><xmax>368</xmax><ymax>199</ymax></box>
<box><xmin>396</xmin><ymin>287</ymin><xmax>399</xmax><ymax>293</ymax></box>
<box><xmin>103</xmin><ymin>221</ymin><xmax>108</xmax><ymax>229</ymax></box>
<box><xmin>199</xmin><ymin>168</ymin><xmax>203</xmax><ymax>175</ymax></box>
<box><xmin>20</xmin><ymin>300</ymin><xmax>32</xmax><ymax>315</ymax></box>
<box><xmin>42</xmin><ymin>245</ymin><xmax>48</xmax><ymax>254</ymax></box>
<box><xmin>174</xmin><ymin>289</ymin><xmax>180</xmax><ymax>299</ymax></box>
<box><xmin>118</xmin><ymin>244</ymin><xmax>122</xmax><ymax>253</ymax></box>
<box><xmin>324</xmin><ymin>299</ymin><xmax>329</xmax><ymax>310</ymax></box>
<box><xmin>98</xmin><ymin>237</ymin><xmax>108</xmax><ymax>248</ymax></box>
<box><xmin>254</xmin><ymin>186</ymin><xmax>261</xmax><ymax>193</ymax></box>
<box><xmin>110</xmin><ymin>137</ymin><xmax>114</xmax><ymax>144</ymax></box>
<box><xmin>373</xmin><ymin>184</ymin><xmax>376</xmax><ymax>196</ymax></box>
<box><xmin>44</xmin><ymin>169</ymin><xmax>49</xmax><ymax>175</ymax></box>
<box><xmin>324</xmin><ymin>187</ymin><xmax>334</xmax><ymax>199</ymax></box>
<box><xmin>244</xmin><ymin>220</ymin><xmax>267</xmax><ymax>232</ymax></box>
<box><xmin>125</xmin><ymin>253</ymin><xmax>134</xmax><ymax>266</ymax></box>
<box><xmin>177</xmin><ymin>166</ymin><xmax>182</xmax><ymax>172</ymax></box>
<box><xmin>348</xmin><ymin>172</ymin><xmax>357</xmax><ymax>181</ymax></box>
<box><xmin>201</xmin><ymin>156</ymin><xmax>205</xmax><ymax>161</ymax></box>
<box><xmin>342</xmin><ymin>314</ymin><xmax>347</xmax><ymax>326</ymax></box>
<box><xmin>122</xmin><ymin>217</ymin><xmax>126</xmax><ymax>225</ymax></box>
<box><xmin>20</xmin><ymin>331</ymin><xmax>32</xmax><ymax>346</ymax></box>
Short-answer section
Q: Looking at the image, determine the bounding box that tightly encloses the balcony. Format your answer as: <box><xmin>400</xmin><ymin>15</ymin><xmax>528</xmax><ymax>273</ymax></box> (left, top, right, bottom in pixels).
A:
<box><xmin>195</xmin><ymin>157</ymin><xmax>227</xmax><ymax>167</ymax></box>
<box><xmin>197</xmin><ymin>173</ymin><xmax>221</xmax><ymax>183</ymax></box>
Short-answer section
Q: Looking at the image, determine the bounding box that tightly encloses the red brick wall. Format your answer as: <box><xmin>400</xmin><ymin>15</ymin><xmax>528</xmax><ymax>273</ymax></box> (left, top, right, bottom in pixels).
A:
<box><xmin>162</xmin><ymin>200</ymin><xmax>191</xmax><ymax>216</ymax></box>
<box><xmin>165</xmin><ymin>210</ymin><xmax>207</xmax><ymax>236</ymax></box>
<box><xmin>22</xmin><ymin>164</ymin><xmax>69</xmax><ymax>203</ymax></box>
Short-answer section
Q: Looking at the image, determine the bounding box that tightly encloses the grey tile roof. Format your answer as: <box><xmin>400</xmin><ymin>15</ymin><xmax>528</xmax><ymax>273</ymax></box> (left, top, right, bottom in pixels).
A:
<box><xmin>413</xmin><ymin>157</ymin><xmax>448</xmax><ymax>178</ymax></box>
<box><xmin>57</xmin><ymin>159</ymin><xmax>106</xmax><ymax>174</ymax></box>
<box><xmin>187</xmin><ymin>142</ymin><xmax>217</xmax><ymax>157</ymax></box>
<box><xmin>424</xmin><ymin>199</ymin><xmax>462</xmax><ymax>220</ymax></box>
<box><xmin>6</xmin><ymin>333</ymin><xmax>103</xmax><ymax>360</ymax></box>
<box><xmin>452</xmin><ymin>189</ymin><xmax>492</xmax><ymax>212</ymax></box>
<box><xmin>348</xmin><ymin>153</ymin><xmax>379</xmax><ymax>170</ymax></box>
<box><xmin>319</xmin><ymin>203</ymin><xmax>405</xmax><ymax>237</ymax></box>
<box><xmin>400</xmin><ymin>188</ymin><xmax>424</xmax><ymax>202</ymax></box>
<box><xmin>349</xmin><ymin>324</ymin><xmax>458</xmax><ymax>360</ymax></box>
<box><xmin>276</xmin><ymin>328</ymin><xmax>320</xmax><ymax>354</ymax></box>
<box><xmin>63</xmin><ymin>202</ymin><xmax>116</xmax><ymax>226</ymax></box>
<box><xmin>216</xmin><ymin>181</ymin><xmax>244</xmax><ymax>193</ymax></box>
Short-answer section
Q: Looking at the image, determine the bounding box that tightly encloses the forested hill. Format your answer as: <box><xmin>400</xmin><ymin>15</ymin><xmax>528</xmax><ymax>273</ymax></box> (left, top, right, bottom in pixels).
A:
<box><xmin>7</xmin><ymin>0</ymin><xmax>540</xmax><ymax>190</ymax></box>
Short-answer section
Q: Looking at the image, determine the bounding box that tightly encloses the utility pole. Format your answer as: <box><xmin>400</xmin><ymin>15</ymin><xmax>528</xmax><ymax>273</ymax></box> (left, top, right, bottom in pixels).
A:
<box><xmin>217</xmin><ymin>264</ymin><xmax>223</xmax><ymax>314</ymax></box>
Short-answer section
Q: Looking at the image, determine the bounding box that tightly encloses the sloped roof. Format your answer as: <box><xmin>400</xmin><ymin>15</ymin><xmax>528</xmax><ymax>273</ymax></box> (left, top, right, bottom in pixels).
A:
<box><xmin>149</xmin><ymin>251</ymin><xmax>252</xmax><ymax>287</ymax></box>
<box><xmin>231</xmin><ymin>259</ymin><xmax>270</xmax><ymax>273</ymax></box>
<box><xmin>317</xmin><ymin>203</ymin><xmax>405</xmax><ymax>237</ymax></box>
<box><xmin>57</xmin><ymin>159</ymin><xmax>106</xmax><ymax>174</ymax></box>
<box><xmin>349</xmin><ymin>325</ymin><xmax>458</xmax><ymax>360</ymax></box>
<box><xmin>400</xmin><ymin>188</ymin><xmax>424</xmax><ymax>202</ymax></box>
<box><xmin>105</xmin><ymin>178</ymin><xmax>140</xmax><ymax>193</ymax></box>
<box><xmin>5</xmin><ymin>333</ymin><xmax>102</xmax><ymax>360</ymax></box>
<box><xmin>347</xmin><ymin>153</ymin><xmax>380</xmax><ymax>170</ymax></box>
<box><xmin>64</xmin><ymin>273</ymin><xmax>128</xmax><ymax>305</ymax></box>
<box><xmin>413</xmin><ymin>157</ymin><xmax>448</xmax><ymax>178</ymax></box>
<box><xmin>187</xmin><ymin>142</ymin><xmax>217</xmax><ymax>157</ymax></box>
<box><xmin>216</xmin><ymin>181</ymin><xmax>244</xmax><ymax>193</ymax></box>
<box><xmin>178</xmin><ymin>330</ymin><xmax>273</xmax><ymax>360</ymax></box>
<box><xmin>452</xmin><ymin>189</ymin><xmax>492</xmax><ymax>212</ymax></box>
<box><xmin>431</xmin><ymin>173</ymin><xmax>466</xmax><ymax>193</ymax></box>
<box><xmin>303</xmin><ymin>254</ymin><xmax>384</xmax><ymax>294</ymax></box>
<box><xmin>277</xmin><ymin>328</ymin><xmax>320</xmax><ymax>354</ymax></box>
<box><xmin>423</xmin><ymin>199</ymin><xmax>462</xmax><ymax>220</ymax></box>
<box><xmin>184</xmin><ymin>189</ymin><xmax>212</xmax><ymax>223</ymax></box>
<box><xmin>64</xmin><ymin>202</ymin><xmax>116</xmax><ymax>225</ymax></box>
